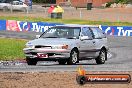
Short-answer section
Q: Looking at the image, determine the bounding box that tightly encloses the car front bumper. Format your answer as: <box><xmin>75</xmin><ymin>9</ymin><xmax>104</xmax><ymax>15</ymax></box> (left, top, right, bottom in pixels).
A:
<box><xmin>23</xmin><ymin>48</ymin><xmax>71</xmax><ymax>60</ymax></box>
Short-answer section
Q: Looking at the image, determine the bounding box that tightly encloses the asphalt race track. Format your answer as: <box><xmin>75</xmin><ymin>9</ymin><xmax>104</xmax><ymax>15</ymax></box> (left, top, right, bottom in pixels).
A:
<box><xmin>0</xmin><ymin>31</ymin><xmax>132</xmax><ymax>72</ymax></box>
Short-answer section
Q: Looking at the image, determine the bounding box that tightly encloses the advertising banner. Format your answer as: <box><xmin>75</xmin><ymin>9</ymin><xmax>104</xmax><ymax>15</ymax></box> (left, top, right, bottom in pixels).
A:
<box><xmin>18</xmin><ymin>21</ymin><xmax>63</xmax><ymax>32</ymax></box>
<box><xmin>100</xmin><ymin>26</ymin><xmax>132</xmax><ymax>36</ymax></box>
<box><xmin>6</xmin><ymin>20</ymin><xmax>20</xmax><ymax>31</ymax></box>
<box><xmin>6</xmin><ymin>20</ymin><xmax>63</xmax><ymax>32</ymax></box>
<box><xmin>1</xmin><ymin>19</ymin><xmax>132</xmax><ymax>37</ymax></box>
<box><xmin>0</xmin><ymin>20</ymin><xmax>6</xmax><ymax>31</ymax></box>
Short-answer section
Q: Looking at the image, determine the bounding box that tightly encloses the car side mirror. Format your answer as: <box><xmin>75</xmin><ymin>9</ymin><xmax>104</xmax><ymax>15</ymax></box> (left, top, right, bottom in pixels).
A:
<box><xmin>36</xmin><ymin>35</ymin><xmax>40</xmax><ymax>39</ymax></box>
<box><xmin>80</xmin><ymin>36</ymin><xmax>89</xmax><ymax>40</ymax></box>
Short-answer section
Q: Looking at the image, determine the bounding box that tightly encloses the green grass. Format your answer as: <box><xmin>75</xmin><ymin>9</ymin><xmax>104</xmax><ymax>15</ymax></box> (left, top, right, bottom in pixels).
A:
<box><xmin>0</xmin><ymin>38</ymin><xmax>27</xmax><ymax>61</ymax></box>
<box><xmin>0</xmin><ymin>16</ymin><xmax>132</xmax><ymax>26</ymax></box>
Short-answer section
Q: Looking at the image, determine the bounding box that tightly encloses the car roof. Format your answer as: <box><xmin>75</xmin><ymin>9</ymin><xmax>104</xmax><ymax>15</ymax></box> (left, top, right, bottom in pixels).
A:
<box><xmin>55</xmin><ymin>24</ymin><xmax>99</xmax><ymax>28</ymax></box>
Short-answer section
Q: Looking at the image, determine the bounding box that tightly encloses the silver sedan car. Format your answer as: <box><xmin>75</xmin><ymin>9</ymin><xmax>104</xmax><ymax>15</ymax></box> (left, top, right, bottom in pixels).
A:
<box><xmin>23</xmin><ymin>25</ymin><xmax>109</xmax><ymax>65</ymax></box>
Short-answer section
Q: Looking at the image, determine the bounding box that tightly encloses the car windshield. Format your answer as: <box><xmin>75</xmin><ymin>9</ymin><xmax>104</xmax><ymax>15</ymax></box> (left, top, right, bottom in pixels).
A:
<box><xmin>40</xmin><ymin>26</ymin><xmax>81</xmax><ymax>39</ymax></box>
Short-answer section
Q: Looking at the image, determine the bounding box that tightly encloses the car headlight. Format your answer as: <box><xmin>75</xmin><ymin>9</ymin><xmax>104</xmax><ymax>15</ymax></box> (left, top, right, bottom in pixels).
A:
<box><xmin>52</xmin><ymin>46</ymin><xmax>62</xmax><ymax>49</ymax></box>
<box><xmin>52</xmin><ymin>45</ymin><xmax>68</xmax><ymax>49</ymax></box>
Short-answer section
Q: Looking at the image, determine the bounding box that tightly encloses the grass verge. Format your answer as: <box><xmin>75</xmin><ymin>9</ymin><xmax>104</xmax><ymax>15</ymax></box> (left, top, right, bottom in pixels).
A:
<box><xmin>0</xmin><ymin>38</ymin><xmax>27</xmax><ymax>61</ymax></box>
<box><xmin>0</xmin><ymin>16</ymin><xmax>132</xmax><ymax>26</ymax></box>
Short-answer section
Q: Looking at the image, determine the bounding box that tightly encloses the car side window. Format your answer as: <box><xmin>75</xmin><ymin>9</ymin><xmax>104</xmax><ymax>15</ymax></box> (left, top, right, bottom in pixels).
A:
<box><xmin>97</xmin><ymin>28</ymin><xmax>106</xmax><ymax>38</ymax></box>
<box><xmin>74</xmin><ymin>28</ymin><xmax>80</xmax><ymax>39</ymax></box>
<box><xmin>91</xmin><ymin>27</ymin><xmax>106</xmax><ymax>39</ymax></box>
<box><xmin>82</xmin><ymin>27</ymin><xmax>93</xmax><ymax>39</ymax></box>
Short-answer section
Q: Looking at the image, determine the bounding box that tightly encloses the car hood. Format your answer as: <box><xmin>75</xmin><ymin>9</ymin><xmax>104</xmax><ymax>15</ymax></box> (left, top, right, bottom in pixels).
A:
<box><xmin>26</xmin><ymin>38</ymin><xmax>77</xmax><ymax>46</ymax></box>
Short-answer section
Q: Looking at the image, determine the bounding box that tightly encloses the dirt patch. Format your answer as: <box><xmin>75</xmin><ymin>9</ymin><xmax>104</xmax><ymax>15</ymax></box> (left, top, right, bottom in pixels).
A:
<box><xmin>0</xmin><ymin>72</ymin><xmax>131</xmax><ymax>88</ymax></box>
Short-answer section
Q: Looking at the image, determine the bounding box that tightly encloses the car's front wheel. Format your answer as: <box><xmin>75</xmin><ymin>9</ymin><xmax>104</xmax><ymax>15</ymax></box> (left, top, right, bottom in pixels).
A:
<box><xmin>26</xmin><ymin>58</ymin><xmax>37</xmax><ymax>65</ymax></box>
<box><xmin>67</xmin><ymin>50</ymin><xmax>79</xmax><ymax>65</ymax></box>
<box><xmin>96</xmin><ymin>49</ymin><xmax>107</xmax><ymax>64</ymax></box>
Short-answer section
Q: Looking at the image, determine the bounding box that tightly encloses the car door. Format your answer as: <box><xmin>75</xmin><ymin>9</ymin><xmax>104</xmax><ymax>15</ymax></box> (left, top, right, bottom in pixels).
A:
<box><xmin>90</xmin><ymin>27</ymin><xmax>107</xmax><ymax>51</ymax></box>
<box><xmin>79</xmin><ymin>27</ymin><xmax>96</xmax><ymax>59</ymax></box>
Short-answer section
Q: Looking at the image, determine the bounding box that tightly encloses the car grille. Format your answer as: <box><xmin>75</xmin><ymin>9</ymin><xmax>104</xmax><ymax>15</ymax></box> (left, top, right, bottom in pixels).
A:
<box><xmin>25</xmin><ymin>52</ymin><xmax>37</xmax><ymax>55</ymax></box>
<box><xmin>35</xmin><ymin>45</ymin><xmax>51</xmax><ymax>49</ymax></box>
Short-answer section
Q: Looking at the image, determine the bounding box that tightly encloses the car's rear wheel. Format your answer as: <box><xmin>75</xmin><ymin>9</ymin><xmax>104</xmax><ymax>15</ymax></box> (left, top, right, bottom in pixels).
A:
<box><xmin>58</xmin><ymin>60</ymin><xmax>67</xmax><ymax>65</ymax></box>
<box><xmin>96</xmin><ymin>49</ymin><xmax>107</xmax><ymax>64</ymax></box>
<box><xmin>26</xmin><ymin>58</ymin><xmax>37</xmax><ymax>65</ymax></box>
<box><xmin>67</xmin><ymin>50</ymin><xmax>79</xmax><ymax>65</ymax></box>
